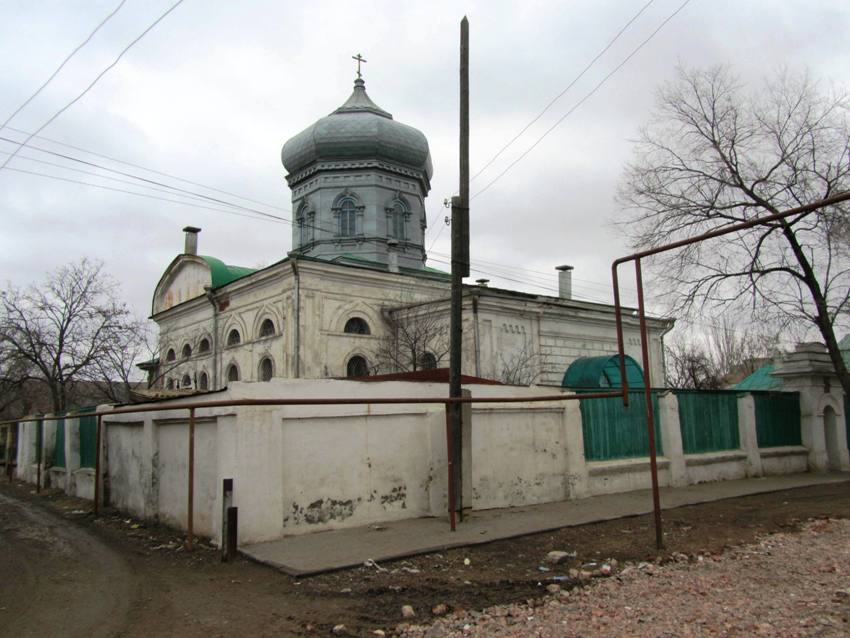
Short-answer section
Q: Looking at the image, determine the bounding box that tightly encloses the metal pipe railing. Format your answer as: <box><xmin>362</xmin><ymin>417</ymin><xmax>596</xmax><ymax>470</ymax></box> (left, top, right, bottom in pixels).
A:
<box><xmin>610</xmin><ymin>189</ymin><xmax>850</xmax><ymax>550</ymax></box>
<box><xmin>1</xmin><ymin>389</ymin><xmax>621</xmax><ymax>548</ymax></box>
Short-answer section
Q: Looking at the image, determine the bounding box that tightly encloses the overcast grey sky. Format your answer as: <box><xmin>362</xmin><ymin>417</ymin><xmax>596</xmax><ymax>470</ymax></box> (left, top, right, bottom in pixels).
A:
<box><xmin>1</xmin><ymin>0</ymin><xmax>848</xmax><ymax>326</ymax></box>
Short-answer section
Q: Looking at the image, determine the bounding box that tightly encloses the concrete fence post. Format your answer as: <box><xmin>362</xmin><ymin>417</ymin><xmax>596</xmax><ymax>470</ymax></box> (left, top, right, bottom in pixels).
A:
<box><xmin>737</xmin><ymin>393</ymin><xmax>763</xmax><ymax>477</ymax></box>
<box><xmin>563</xmin><ymin>400</ymin><xmax>588</xmax><ymax>499</ymax></box>
<box><xmin>658</xmin><ymin>392</ymin><xmax>687</xmax><ymax>487</ymax></box>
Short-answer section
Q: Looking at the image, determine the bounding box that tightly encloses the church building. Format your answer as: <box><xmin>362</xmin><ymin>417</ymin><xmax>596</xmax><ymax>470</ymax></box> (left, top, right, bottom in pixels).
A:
<box><xmin>148</xmin><ymin>73</ymin><xmax>672</xmax><ymax>390</ymax></box>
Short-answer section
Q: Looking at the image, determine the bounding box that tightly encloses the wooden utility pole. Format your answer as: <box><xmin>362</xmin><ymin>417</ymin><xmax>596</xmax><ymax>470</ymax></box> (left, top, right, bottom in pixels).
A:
<box><xmin>449</xmin><ymin>16</ymin><xmax>469</xmax><ymax>521</ymax></box>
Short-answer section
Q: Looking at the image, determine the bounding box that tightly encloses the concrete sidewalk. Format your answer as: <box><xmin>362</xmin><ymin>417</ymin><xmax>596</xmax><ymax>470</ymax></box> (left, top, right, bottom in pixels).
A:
<box><xmin>240</xmin><ymin>473</ymin><xmax>850</xmax><ymax>576</ymax></box>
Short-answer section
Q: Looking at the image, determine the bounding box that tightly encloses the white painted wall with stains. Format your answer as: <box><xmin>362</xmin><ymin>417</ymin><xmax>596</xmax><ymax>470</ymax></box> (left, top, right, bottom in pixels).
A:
<box><xmin>17</xmin><ymin>375</ymin><xmax>842</xmax><ymax>545</ymax></box>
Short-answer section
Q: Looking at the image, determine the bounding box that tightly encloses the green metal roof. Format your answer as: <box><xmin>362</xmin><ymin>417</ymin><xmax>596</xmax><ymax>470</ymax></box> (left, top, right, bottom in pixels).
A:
<box><xmin>331</xmin><ymin>253</ymin><xmax>450</xmax><ymax>279</ymax></box>
<box><xmin>732</xmin><ymin>364</ymin><xmax>784</xmax><ymax>391</ymax></box>
<box><xmin>562</xmin><ymin>354</ymin><xmax>645</xmax><ymax>390</ymax></box>
<box><xmin>200</xmin><ymin>256</ymin><xmax>256</xmax><ymax>289</ymax></box>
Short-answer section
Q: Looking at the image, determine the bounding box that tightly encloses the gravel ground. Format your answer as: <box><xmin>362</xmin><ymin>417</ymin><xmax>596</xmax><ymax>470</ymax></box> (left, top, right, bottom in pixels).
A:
<box><xmin>397</xmin><ymin>518</ymin><xmax>850</xmax><ymax>638</ymax></box>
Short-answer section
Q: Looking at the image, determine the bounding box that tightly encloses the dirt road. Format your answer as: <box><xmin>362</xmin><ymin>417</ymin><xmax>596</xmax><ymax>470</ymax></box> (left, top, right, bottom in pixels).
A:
<box><xmin>0</xmin><ymin>493</ymin><xmax>131</xmax><ymax>637</ymax></box>
<box><xmin>0</xmin><ymin>479</ymin><xmax>848</xmax><ymax>637</ymax></box>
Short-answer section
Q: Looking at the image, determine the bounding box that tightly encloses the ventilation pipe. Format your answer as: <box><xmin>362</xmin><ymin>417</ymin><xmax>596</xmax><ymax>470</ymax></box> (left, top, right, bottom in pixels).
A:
<box><xmin>556</xmin><ymin>264</ymin><xmax>573</xmax><ymax>300</ymax></box>
<box><xmin>183</xmin><ymin>226</ymin><xmax>201</xmax><ymax>255</ymax></box>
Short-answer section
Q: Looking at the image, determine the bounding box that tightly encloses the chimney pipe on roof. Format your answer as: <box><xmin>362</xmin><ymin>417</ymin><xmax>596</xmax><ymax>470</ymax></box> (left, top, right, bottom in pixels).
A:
<box><xmin>183</xmin><ymin>226</ymin><xmax>201</xmax><ymax>256</ymax></box>
<box><xmin>475</xmin><ymin>278</ymin><xmax>489</xmax><ymax>287</ymax></box>
<box><xmin>556</xmin><ymin>264</ymin><xmax>573</xmax><ymax>300</ymax></box>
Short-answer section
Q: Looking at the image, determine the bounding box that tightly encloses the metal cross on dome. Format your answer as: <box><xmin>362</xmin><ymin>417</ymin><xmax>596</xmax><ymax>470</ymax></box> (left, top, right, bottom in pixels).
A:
<box><xmin>352</xmin><ymin>53</ymin><xmax>367</xmax><ymax>79</ymax></box>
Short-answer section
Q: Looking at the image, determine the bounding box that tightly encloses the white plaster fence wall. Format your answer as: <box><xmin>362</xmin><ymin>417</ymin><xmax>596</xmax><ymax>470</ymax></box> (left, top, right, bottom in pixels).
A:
<box><xmin>12</xmin><ymin>382</ymin><xmax>848</xmax><ymax>546</ymax></box>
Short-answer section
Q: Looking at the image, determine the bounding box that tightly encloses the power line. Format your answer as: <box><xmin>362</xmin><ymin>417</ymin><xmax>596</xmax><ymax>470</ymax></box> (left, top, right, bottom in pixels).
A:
<box><xmin>426</xmin><ymin>0</ymin><xmax>656</xmax><ymax>241</ymax></box>
<box><xmin>428</xmin><ymin>249</ymin><xmax>639</xmax><ymax>294</ymax></box>
<box><xmin>426</xmin><ymin>1</ymin><xmax>655</xmax><ymax>242</ymax></box>
<box><xmin>3</xmin><ymin>130</ymin><xmax>640</xmax><ymax>302</ymax></box>
<box><xmin>0</xmin><ymin>148</ymin><xmax>262</xmax><ymax>209</ymax></box>
<box><xmin>471</xmin><ymin>0</ymin><xmax>692</xmax><ymax>201</ymax></box>
<box><xmin>0</xmin><ymin>0</ymin><xmax>185</xmax><ymax>172</ymax></box>
<box><xmin>0</xmin><ymin>134</ymin><xmax>289</xmax><ymax>222</ymax></box>
<box><xmin>3</xmin><ymin>125</ymin><xmax>290</xmax><ymax>213</ymax></box>
<box><xmin>0</xmin><ymin>0</ymin><xmax>127</xmax><ymax>131</ymax></box>
<box><xmin>11</xmin><ymin>155</ymin><xmax>639</xmax><ymax>307</ymax></box>
<box><xmin>425</xmin><ymin>255</ymin><xmax>624</xmax><ymax>305</ymax></box>
<box><xmin>4</xmin><ymin>166</ymin><xmax>286</xmax><ymax>225</ymax></box>
<box><xmin>469</xmin><ymin>0</ymin><xmax>655</xmax><ymax>187</ymax></box>
<box><xmin>427</xmin><ymin>216</ymin><xmax>449</xmax><ymax>253</ymax></box>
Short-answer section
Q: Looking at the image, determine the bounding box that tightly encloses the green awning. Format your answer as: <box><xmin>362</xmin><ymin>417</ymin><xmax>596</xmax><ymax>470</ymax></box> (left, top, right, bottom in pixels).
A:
<box><xmin>562</xmin><ymin>354</ymin><xmax>645</xmax><ymax>390</ymax></box>
<box><xmin>732</xmin><ymin>364</ymin><xmax>784</xmax><ymax>391</ymax></box>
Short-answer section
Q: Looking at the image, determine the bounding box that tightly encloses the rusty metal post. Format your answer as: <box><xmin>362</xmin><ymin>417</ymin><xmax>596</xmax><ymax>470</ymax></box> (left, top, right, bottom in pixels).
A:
<box><xmin>94</xmin><ymin>413</ymin><xmax>102</xmax><ymax>514</ymax></box>
<box><xmin>635</xmin><ymin>258</ymin><xmax>664</xmax><ymax>550</ymax></box>
<box><xmin>444</xmin><ymin>402</ymin><xmax>456</xmax><ymax>532</ymax></box>
<box><xmin>186</xmin><ymin>407</ymin><xmax>196</xmax><ymax>551</ymax></box>
<box><xmin>611</xmin><ymin>262</ymin><xmax>630</xmax><ymax>406</ymax></box>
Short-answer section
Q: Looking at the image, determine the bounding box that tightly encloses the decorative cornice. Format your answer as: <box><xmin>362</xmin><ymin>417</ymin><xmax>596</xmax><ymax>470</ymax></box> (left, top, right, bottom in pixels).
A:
<box><xmin>285</xmin><ymin>158</ymin><xmax>431</xmax><ymax>191</ymax></box>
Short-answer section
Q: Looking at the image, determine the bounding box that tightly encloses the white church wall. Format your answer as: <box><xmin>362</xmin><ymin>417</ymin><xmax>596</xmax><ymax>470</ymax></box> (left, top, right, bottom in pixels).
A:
<box><xmin>470</xmin><ymin>294</ymin><xmax>668</xmax><ymax>387</ymax></box>
<box><xmin>469</xmin><ymin>404</ymin><xmax>568</xmax><ymax>509</ymax></box>
<box><xmin>217</xmin><ymin>410</ymin><xmax>285</xmax><ymax>545</ymax></box>
<box><xmin>17</xmin><ymin>380</ymin><xmax>830</xmax><ymax>545</ymax></box>
<box><xmin>297</xmin><ymin>261</ymin><xmax>449</xmax><ymax>378</ymax></box>
<box><xmin>154</xmin><ymin>260</ymin><xmax>211</xmax><ymax>313</ymax></box>
<box><xmin>156</xmin><ymin>263</ymin><xmax>294</xmax><ymax>389</ymax></box>
<box><xmin>278</xmin><ymin>404</ymin><xmax>442</xmax><ymax>534</ymax></box>
<box><xmin>104</xmin><ymin>421</ymin><xmax>146</xmax><ymax>518</ymax></box>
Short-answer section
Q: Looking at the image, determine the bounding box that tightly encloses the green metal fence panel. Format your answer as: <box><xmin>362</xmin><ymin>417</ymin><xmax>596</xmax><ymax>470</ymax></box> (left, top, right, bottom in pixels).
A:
<box><xmin>754</xmin><ymin>392</ymin><xmax>802</xmax><ymax>448</ymax></box>
<box><xmin>676</xmin><ymin>391</ymin><xmax>740</xmax><ymax>454</ymax></box>
<box><xmin>79</xmin><ymin>411</ymin><xmax>97</xmax><ymax>469</ymax></box>
<box><xmin>580</xmin><ymin>391</ymin><xmax>663</xmax><ymax>461</ymax></box>
<box><xmin>54</xmin><ymin>417</ymin><xmax>66</xmax><ymax>467</ymax></box>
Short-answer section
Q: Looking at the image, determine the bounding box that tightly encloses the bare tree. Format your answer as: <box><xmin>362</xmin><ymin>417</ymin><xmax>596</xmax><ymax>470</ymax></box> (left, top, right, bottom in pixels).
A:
<box><xmin>499</xmin><ymin>337</ymin><xmax>548</xmax><ymax>386</ymax></box>
<box><xmin>0</xmin><ymin>259</ymin><xmax>149</xmax><ymax>413</ymax></box>
<box><xmin>0</xmin><ymin>340</ymin><xmax>37</xmax><ymax>417</ymax></box>
<box><xmin>665</xmin><ymin>315</ymin><xmax>783</xmax><ymax>389</ymax></box>
<box><xmin>704</xmin><ymin>316</ymin><xmax>785</xmax><ymax>380</ymax></box>
<box><xmin>620</xmin><ymin>66</ymin><xmax>850</xmax><ymax>394</ymax></box>
<box><xmin>665</xmin><ymin>338</ymin><xmax>721</xmax><ymax>389</ymax></box>
<box><xmin>373</xmin><ymin>304</ymin><xmax>450</xmax><ymax>374</ymax></box>
<box><xmin>82</xmin><ymin>317</ymin><xmax>154</xmax><ymax>403</ymax></box>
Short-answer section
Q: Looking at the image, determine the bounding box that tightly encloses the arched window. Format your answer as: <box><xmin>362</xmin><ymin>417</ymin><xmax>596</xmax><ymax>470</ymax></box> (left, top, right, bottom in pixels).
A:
<box><xmin>344</xmin><ymin>317</ymin><xmax>370</xmax><ymax>335</ymax></box>
<box><xmin>259</xmin><ymin>357</ymin><xmax>274</xmax><ymax>382</ymax></box>
<box><xmin>259</xmin><ymin>318</ymin><xmax>276</xmax><ymax>338</ymax></box>
<box><xmin>181</xmin><ymin>374</ymin><xmax>192</xmax><ymax>388</ymax></box>
<box><xmin>226</xmin><ymin>329</ymin><xmax>241</xmax><ymax>346</ymax></box>
<box><xmin>338</xmin><ymin>198</ymin><xmax>357</xmax><ymax>237</ymax></box>
<box><xmin>198</xmin><ymin>338</ymin><xmax>211</xmax><ymax>353</ymax></box>
<box><xmin>388</xmin><ymin>200</ymin><xmax>406</xmax><ymax>239</ymax></box>
<box><xmin>297</xmin><ymin>205</ymin><xmax>314</xmax><ymax>247</ymax></box>
<box><xmin>226</xmin><ymin>364</ymin><xmax>240</xmax><ymax>382</ymax></box>
<box><xmin>165</xmin><ymin>378</ymin><xmax>174</xmax><ymax>390</ymax></box>
<box><xmin>165</xmin><ymin>348</ymin><xmax>176</xmax><ymax>362</ymax></box>
<box><xmin>198</xmin><ymin>371</ymin><xmax>209</xmax><ymax>391</ymax></box>
<box><xmin>346</xmin><ymin>356</ymin><xmax>369</xmax><ymax>378</ymax></box>
<box><xmin>181</xmin><ymin>343</ymin><xmax>192</xmax><ymax>359</ymax></box>
<box><xmin>419</xmin><ymin>352</ymin><xmax>438</xmax><ymax>370</ymax></box>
